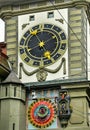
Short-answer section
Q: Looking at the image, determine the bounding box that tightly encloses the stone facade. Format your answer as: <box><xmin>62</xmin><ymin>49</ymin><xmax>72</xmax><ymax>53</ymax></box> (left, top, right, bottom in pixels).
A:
<box><xmin>0</xmin><ymin>0</ymin><xmax>90</xmax><ymax>130</ymax></box>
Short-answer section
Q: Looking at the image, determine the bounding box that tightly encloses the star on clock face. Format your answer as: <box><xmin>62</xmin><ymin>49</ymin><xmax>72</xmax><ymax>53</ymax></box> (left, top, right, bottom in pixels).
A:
<box><xmin>19</xmin><ymin>23</ymin><xmax>67</xmax><ymax>67</ymax></box>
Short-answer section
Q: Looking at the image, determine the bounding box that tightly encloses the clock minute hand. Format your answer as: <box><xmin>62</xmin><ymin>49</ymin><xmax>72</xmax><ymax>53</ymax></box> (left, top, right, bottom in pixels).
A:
<box><xmin>44</xmin><ymin>35</ymin><xmax>56</xmax><ymax>44</ymax></box>
<box><xmin>36</xmin><ymin>35</ymin><xmax>41</xmax><ymax>43</ymax></box>
<box><xmin>28</xmin><ymin>41</ymin><xmax>45</xmax><ymax>51</ymax></box>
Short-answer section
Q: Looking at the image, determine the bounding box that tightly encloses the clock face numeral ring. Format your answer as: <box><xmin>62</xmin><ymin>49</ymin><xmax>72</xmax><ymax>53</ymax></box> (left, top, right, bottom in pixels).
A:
<box><xmin>19</xmin><ymin>23</ymin><xmax>67</xmax><ymax>67</ymax></box>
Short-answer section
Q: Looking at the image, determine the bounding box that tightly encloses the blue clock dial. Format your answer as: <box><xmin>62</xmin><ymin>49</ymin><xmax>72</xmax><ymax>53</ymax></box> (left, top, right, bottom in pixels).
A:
<box><xmin>19</xmin><ymin>23</ymin><xmax>67</xmax><ymax>67</ymax></box>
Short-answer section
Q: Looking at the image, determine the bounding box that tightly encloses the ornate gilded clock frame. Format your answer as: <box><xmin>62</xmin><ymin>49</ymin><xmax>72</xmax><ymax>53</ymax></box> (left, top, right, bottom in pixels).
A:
<box><xmin>19</xmin><ymin>23</ymin><xmax>67</xmax><ymax>81</ymax></box>
<box><xmin>19</xmin><ymin>23</ymin><xmax>67</xmax><ymax>67</ymax></box>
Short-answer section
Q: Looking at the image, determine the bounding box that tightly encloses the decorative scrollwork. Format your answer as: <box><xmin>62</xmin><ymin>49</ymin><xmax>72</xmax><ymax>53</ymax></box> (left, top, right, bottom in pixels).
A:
<box><xmin>36</xmin><ymin>69</ymin><xmax>48</xmax><ymax>82</ymax></box>
<box><xmin>19</xmin><ymin>57</ymin><xmax>66</xmax><ymax>81</ymax></box>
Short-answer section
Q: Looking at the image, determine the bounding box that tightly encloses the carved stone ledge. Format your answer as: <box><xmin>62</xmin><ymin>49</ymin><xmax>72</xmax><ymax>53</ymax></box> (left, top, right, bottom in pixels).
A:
<box><xmin>0</xmin><ymin>1</ymin><xmax>89</xmax><ymax>22</ymax></box>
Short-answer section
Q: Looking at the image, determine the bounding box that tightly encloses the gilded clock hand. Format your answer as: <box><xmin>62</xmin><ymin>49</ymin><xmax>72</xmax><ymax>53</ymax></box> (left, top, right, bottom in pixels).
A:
<box><xmin>44</xmin><ymin>35</ymin><xmax>56</xmax><ymax>44</ymax></box>
<box><xmin>27</xmin><ymin>45</ymin><xmax>39</xmax><ymax>51</ymax></box>
<box><xmin>36</xmin><ymin>35</ymin><xmax>42</xmax><ymax>43</ymax></box>
<box><xmin>27</xmin><ymin>41</ymin><xmax>45</xmax><ymax>51</ymax></box>
<box><xmin>28</xmin><ymin>29</ymin><xmax>45</xmax><ymax>51</ymax></box>
<box><xmin>30</xmin><ymin>29</ymin><xmax>45</xmax><ymax>48</ymax></box>
<box><xmin>19</xmin><ymin>44</ymin><xmax>39</xmax><ymax>51</ymax></box>
<box><xmin>30</xmin><ymin>29</ymin><xmax>42</xmax><ymax>43</ymax></box>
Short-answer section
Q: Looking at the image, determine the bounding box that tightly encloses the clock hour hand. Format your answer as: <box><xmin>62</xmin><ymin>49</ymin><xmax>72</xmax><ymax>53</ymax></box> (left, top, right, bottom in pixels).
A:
<box><xmin>30</xmin><ymin>29</ymin><xmax>42</xmax><ymax>43</ymax></box>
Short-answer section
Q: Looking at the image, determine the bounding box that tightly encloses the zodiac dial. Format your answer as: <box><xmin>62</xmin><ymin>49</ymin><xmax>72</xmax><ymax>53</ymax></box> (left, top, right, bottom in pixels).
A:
<box><xmin>28</xmin><ymin>98</ymin><xmax>56</xmax><ymax>128</ymax></box>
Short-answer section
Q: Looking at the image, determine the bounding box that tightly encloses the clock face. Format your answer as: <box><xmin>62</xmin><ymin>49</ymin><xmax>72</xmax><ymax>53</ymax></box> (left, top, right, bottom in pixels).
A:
<box><xmin>19</xmin><ymin>23</ymin><xmax>67</xmax><ymax>67</ymax></box>
<box><xmin>28</xmin><ymin>98</ymin><xmax>56</xmax><ymax>128</ymax></box>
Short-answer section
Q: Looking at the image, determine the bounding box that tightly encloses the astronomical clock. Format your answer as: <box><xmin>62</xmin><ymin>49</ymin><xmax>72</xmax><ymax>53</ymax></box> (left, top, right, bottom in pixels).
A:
<box><xmin>18</xmin><ymin>9</ymin><xmax>68</xmax><ymax>83</ymax></box>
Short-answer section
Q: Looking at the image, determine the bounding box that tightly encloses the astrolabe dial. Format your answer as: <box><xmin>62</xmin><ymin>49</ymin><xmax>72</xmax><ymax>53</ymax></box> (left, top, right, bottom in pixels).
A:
<box><xmin>28</xmin><ymin>98</ymin><xmax>56</xmax><ymax>128</ymax></box>
<box><xmin>19</xmin><ymin>23</ymin><xmax>67</xmax><ymax>67</ymax></box>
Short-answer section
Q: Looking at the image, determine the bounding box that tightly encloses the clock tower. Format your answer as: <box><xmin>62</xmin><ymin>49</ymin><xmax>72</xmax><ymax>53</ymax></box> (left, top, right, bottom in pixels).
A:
<box><xmin>18</xmin><ymin>9</ymin><xmax>68</xmax><ymax>82</ymax></box>
<box><xmin>0</xmin><ymin>0</ymin><xmax>90</xmax><ymax>130</ymax></box>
